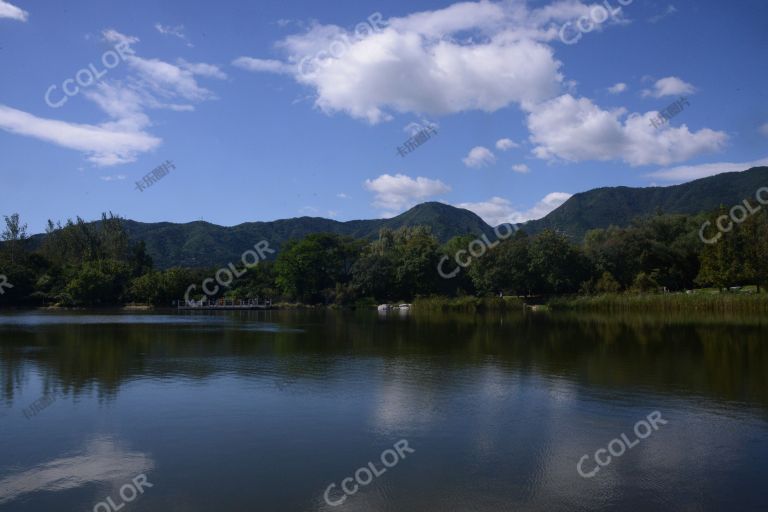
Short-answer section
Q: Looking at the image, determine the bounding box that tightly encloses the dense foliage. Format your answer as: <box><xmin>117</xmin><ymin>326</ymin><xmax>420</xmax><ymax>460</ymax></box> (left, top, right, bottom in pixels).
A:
<box><xmin>1</xmin><ymin>206</ymin><xmax>766</xmax><ymax>308</ymax></box>
<box><xmin>17</xmin><ymin>168</ymin><xmax>766</xmax><ymax>271</ymax></box>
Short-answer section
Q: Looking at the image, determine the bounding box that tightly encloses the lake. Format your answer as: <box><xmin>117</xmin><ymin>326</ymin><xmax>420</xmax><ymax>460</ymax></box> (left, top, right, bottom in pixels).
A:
<box><xmin>1</xmin><ymin>309</ymin><xmax>767</xmax><ymax>511</ymax></box>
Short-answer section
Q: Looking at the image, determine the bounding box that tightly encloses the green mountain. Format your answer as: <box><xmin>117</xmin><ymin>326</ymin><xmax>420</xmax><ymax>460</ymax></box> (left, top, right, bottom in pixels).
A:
<box><xmin>24</xmin><ymin>166</ymin><xmax>767</xmax><ymax>269</ymax></box>
<box><xmin>120</xmin><ymin>202</ymin><xmax>494</xmax><ymax>269</ymax></box>
<box><xmin>520</xmin><ymin>166</ymin><xmax>768</xmax><ymax>239</ymax></box>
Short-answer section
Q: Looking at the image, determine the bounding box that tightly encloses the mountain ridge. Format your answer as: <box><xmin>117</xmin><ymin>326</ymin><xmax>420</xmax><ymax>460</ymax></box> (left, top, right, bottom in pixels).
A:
<box><xmin>114</xmin><ymin>201</ymin><xmax>494</xmax><ymax>268</ymax></box>
<box><xmin>24</xmin><ymin>166</ymin><xmax>768</xmax><ymax>269</ymax></box>
<box><xmin>520</xmin><ymin>166</ymin><xmax>768</xmax><ymax>239</ymax></box>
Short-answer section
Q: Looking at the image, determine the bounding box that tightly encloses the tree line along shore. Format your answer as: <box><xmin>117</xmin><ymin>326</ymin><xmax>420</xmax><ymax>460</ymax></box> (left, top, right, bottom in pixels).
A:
<box><xmin>0</xmin><ymin>207</ymin><xmax>766</xmax><ymax>313</ymax></box>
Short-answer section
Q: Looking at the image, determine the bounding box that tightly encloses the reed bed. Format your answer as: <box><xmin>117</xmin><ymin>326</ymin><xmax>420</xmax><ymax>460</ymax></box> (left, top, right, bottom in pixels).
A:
<box><xmin>548</xmin><ymin>293</ymin><xmax>768</xmax><ymax>314</ymax></box>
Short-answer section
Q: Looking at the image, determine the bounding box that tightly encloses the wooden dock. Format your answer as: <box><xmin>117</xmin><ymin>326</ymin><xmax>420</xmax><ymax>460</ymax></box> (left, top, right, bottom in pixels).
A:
<box><xmin>177</xmin><ymin>298</ymin><xmax>274</xmax><ymax>310</ymax></box>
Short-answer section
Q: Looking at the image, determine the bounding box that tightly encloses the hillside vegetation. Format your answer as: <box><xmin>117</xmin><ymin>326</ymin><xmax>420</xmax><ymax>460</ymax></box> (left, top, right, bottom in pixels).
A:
<box><xmin>19</xmin><ymin>166</ymin><xmax>767</xmax><ymax>269</ymax></box>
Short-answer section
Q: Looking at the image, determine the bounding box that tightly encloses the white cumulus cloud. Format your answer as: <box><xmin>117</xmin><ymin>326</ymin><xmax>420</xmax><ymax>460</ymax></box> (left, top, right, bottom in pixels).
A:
<box><xmin>496</xmin><ymin>138</ymin><xmax>519</xmax><ymax>151</ymax></box>
<box><xmin>231</xmin><ymin>2</ymin><xmax>726</xmax><ymax>167</ymax></box>
<box><xmin>642</xmin><ymin>76</ymin><xmax>696</xmax><ymax>98</ymax></box>
<box><xmin>0</xmin><ymin>0</ymin><xmax>27</xmax><ymax>21</ymax></box>
<box><xmin>512</xmin><ymin>164</ymin><xmax>530</xmax><ymax>173</ymax></box>
<box><xmin>463</xmin><ymin>146</ymin><xmax>496</xmax><ymax>168</ymax></box>
<box><xmin>365</xmin><ymin>173</ymin><xmax>450</xmax><ymax>215</ymax></box>
<box><xmin>234</xmin><ymin>1</ymin><xmax>573</xmax><ymax>123</ymax></box>
<box><xmin>527</xmin><ymin>94</ymin><xmax>728</xmax><ymax>166</ymax></box>
<box><xmin>608</xmin><ymin>82</ymin><xmax>627</xmax><ymax>94</ymax></box>
<box><xmin>456</xmin><ymin>192</ymin><xmax>571</xmax><ymax>225</ymax></box>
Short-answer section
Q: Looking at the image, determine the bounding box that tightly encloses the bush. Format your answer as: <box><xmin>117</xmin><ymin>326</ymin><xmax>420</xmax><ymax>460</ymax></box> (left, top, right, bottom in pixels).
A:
<box><xmin>632</xmin><ymin>272</ymin><xmax>660</xmax><ymax>294</ymax></box>
<box><xmin>595</xmin><ymin>272</ymin><xmax>621</xmax><ymax>293</ymax></box>
<box><xmin>65</xmin><ymin>260</ymin><xmax>130</xmax><ymax>306</ymax></box>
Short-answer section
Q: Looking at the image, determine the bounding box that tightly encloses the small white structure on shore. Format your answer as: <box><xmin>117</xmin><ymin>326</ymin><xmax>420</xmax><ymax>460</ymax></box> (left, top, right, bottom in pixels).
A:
<box><xmin>378</xmin><ymin>303</ymin><xmax>412</xmax><ymax>312</ymax></box>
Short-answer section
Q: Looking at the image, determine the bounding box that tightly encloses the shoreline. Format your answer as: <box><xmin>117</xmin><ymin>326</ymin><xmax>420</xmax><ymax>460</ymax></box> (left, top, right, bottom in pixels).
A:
<box><xmin>5</xmin><ymin>292</ymin><xmax>766</xmax><ymax>315</ymax></box>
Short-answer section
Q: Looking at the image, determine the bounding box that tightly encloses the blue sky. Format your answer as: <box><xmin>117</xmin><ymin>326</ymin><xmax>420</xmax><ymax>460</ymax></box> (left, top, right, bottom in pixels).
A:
<box><xmin>1</xmin><ymin>0</ymin><xmax>767</xmax><ymax>234</ymax></box>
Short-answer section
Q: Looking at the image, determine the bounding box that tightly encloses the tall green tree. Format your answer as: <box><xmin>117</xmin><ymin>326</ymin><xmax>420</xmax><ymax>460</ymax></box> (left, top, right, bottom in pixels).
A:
<box><xmin>275</xmin><ymin>233</ymin><xmax>359</xmax><ymax>303</ymax></box>
<box><xmin>390</xmin><ymin>226</ymin><xmax>441</xmax><ymax>299</ymax></box>
<box><xmin>735</xmin><ymin>210</ymin><xmax>768</xmax><ymax>292</ymax></box>
<box><xmin>529</xmin><ymin>229</ymin><xmax>591</xmax><ymax>294</ymax></box>
<box><xmin>65</xmin><ymin>260</ymin><xmax>131</xmax><ymax>306</ymax></box>
<box><xmin>696</xmin><ymin>208</ymin><xmax>743</xmax><ymax>291</ymax></box>
<box><xmin>469</xmin><ymin>232</ymin><xmax>532</xmax><ymax>296</ymax></box>
<box><xmin>438</xmin><ymin>235</ymin><xmax>476</xmax><ymax>296</ymax></box>
<box><xmin>1</xmin><ymin>213</ymin><xmax>28</xmax><ymax>264</ymax></box>
<box><xmin>351</xmin><ymin>253</ymin><xmax>396</xmax><ymax>301</ymax></box>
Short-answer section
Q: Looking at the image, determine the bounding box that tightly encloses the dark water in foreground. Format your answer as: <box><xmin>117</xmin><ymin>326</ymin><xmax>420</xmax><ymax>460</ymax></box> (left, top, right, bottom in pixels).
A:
<box><xmin>0</xmin><ymin>310</ymin><xmax>767</xmax><ymax>512</ymax></box>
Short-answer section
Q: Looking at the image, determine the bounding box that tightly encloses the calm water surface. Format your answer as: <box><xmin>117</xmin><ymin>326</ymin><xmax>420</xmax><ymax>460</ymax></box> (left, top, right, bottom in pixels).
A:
<box><xmin>1</xmin><ymin>309</ymin><xmax>767</xmax><ymax>511</ymax></box>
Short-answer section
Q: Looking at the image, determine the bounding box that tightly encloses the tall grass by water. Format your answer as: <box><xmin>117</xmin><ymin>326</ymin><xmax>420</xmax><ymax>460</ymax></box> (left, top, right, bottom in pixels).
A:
<box><xmin>549</xmin><ymin>292</ymin><xmax>768</xmax><ymax>314</ymax></box>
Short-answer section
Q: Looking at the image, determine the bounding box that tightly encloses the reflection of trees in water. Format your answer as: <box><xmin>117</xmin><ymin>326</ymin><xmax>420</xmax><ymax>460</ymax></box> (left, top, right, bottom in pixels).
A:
<box><xmin>0</xmin><ymin>311</ymin><xmax>767</xmax><ymax>408</ymax></box>
<box><xmin>484</xmin><ymin>313</ymin><xmax>768</xmax><ymax>408</ymax></box>
<box><xmin>1</xmin><ymin>357</ymin><xmax>26</xmax><ymax>405</ymax></box>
